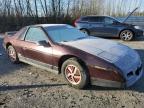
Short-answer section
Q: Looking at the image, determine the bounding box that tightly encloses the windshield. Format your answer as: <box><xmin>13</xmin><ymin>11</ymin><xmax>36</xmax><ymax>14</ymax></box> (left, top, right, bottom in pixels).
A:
<box><xmin>44</xmin><ymin>25</ymin><xmax>87</xmax><ymax>43</ymax></box>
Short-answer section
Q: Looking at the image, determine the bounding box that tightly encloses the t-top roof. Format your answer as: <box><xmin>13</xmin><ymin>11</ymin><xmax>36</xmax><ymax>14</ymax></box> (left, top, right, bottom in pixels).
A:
<box><xmin>34</xmin><ymin>24</ymin><xmax>67</xmax><ymax>27</ymax></box>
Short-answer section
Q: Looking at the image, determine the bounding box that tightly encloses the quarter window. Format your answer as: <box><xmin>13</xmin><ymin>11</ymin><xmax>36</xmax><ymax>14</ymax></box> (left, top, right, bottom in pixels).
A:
<box><xmin>18</xmin><ymin>27</ymin><xmax>27</xmax><ymax>40</ymax></box>
<box><xmin>25</xmin><ymin>27</ymin><xmax>48</xmax><ymax>43</ymax></box>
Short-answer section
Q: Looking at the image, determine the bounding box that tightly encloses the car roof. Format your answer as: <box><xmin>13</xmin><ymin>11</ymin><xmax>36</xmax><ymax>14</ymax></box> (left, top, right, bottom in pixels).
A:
<box><xmin>31</xmin><ymin>24</ymin><xmax>68</xmax><ymax>28</ymax></box>
<box><xmin>81</xmin><ymin>15</ymin><xmax>110</xmax><ymax>18</ymax></box>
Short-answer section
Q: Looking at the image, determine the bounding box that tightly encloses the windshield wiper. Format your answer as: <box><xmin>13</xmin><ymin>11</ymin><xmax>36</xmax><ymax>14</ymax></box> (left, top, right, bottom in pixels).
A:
<box><xmin>61</xmin><ymin>40</ymin><xmax>68</xmax><ymax>42</ymax></box>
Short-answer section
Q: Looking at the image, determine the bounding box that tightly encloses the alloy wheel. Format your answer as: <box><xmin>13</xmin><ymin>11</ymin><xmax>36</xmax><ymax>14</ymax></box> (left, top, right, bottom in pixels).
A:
<box><xmin>65</xmin><ymin>64</ymin><xmax>82</xmax><ymax>85</ymax></box>
<box><xmin>120</xmin><ymin>30</ymin><xmax>133</xmax><ymax>41</ymax></box>
<box><xmin>8</xmin><ymin>46</ymin><xmax>17</xmax><ymax>62</ymax></box>
<box><xmin>81</xmin><ymin>29</ymin><xmax>88</xmax><ymax>35</ymax></box>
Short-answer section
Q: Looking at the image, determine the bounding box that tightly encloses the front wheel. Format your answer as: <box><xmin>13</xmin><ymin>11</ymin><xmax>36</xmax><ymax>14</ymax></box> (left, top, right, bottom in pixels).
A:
<box><xmin>61</xmin><ymin>58</ymin><xmax>89</xmax><ymax>89</ymax></box>
<box><xmin>7</xmin><ymin>45</ymin><xmax>19</xmax><ymax>63</ymax></box>
<box><xmin>120</xmin><ymin>30</ymin><xmax>134</xmax><ymax>41</ymax></box>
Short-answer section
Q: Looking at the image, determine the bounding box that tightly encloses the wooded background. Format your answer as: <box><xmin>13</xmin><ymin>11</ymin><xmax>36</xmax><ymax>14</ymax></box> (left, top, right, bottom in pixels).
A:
<box><xmin>0</xmin><ymin>0</ymin><xmax>144</xmax><ymax>32</ymax></box>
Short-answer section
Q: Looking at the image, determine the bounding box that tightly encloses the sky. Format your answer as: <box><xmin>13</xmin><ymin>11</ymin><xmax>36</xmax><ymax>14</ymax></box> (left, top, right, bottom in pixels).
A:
<box><xmin>105</xmin><ymin>0</ymin><xmax>144</xmax><ymax>13</ymax></box>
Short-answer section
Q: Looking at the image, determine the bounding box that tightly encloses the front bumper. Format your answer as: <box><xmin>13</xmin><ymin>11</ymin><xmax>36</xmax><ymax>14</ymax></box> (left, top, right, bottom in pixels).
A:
<box><xmin>134</xmin><ymin>29</ymin><xmax>143</xmax><ymax>36</ymax></box>
<box><xmin>91</xmin><ymin>77</ymin><xmax>125</xmax><ymax>88</ymax></box>
<box><xmin>126</xmin><ymin>68</ymin><xmax>143</xmax><ymax>87</ymax></box>
<box><xmin>91</xmin><ymin>68</ymin><xmax>143</xmax><ymax>88</ymax></box>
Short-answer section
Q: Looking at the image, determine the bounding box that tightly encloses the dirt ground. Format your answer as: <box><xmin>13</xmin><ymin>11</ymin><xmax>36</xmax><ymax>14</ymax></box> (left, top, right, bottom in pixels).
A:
<box><xmin>0</xmin><ymin>35</ymin><xmax>144</xmax><ymax>108</ymax></box>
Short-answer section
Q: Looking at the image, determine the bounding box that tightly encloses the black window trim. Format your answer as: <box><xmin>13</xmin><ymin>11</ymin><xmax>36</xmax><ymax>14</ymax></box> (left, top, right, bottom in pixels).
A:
<box><xmin>41</xmin><ymin>27</ymin><xmax>55</xmax><ymax>45</ymax></box>
<box><xmin>18</xmin><ymin>26</ymin><xmax>29</xmax><ymax>40</ymax></box>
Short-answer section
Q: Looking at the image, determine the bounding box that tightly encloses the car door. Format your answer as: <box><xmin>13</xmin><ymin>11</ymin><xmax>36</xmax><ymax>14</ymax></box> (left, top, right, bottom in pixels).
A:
<box><xmin>103</xmin><ymin>17</ymin><xmax>120</xmax><ymax>37</ymax></box>
<box><xmin>21</xmin><ymin>27</ymin><xmax>53</xmax><ymax>69</ymax></box>
<box><xmin>88</xmin><ymin>16</ymin><xmax>105</xmax><ymax>37</ymax></box>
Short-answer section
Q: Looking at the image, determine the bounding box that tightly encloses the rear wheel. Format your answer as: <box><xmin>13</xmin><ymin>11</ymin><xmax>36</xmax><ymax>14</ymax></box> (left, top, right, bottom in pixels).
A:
<box><xmin>80</xmin><ymin>29</ymin><xmax>89</xmax><ymax>35</ymax></box>
<box><xmin>61</xmin><ymin>58</ymin><xmax>89</xmax><ymax>89</ymax></box>
<box><xmin>120</xmin><ymin>30</ymin><xmax>134</xmax><ymax>41</ymax></box>
<box><xmin>7</xmin><ymin>45</ymin><xmax>19</xmax><ymax>63</ymax></box>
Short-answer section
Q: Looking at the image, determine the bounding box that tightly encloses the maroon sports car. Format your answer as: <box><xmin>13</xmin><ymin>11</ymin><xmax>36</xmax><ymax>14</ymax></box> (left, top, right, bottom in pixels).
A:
<box><xmin>3</xmin><ymin>24</ymin><xmax>143</xmax><ymax>89</ymax></box>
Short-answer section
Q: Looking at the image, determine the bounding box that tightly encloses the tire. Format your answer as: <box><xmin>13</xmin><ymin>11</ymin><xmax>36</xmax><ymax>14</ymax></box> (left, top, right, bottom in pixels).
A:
<box><xmin>80</xmin><ymin>29</ymin><xmax>89</xmax><ymax>35</ymax></box>
<box><xmin>120</xmin><ymin>30</ymin><xmax>134</xmax><ymax>41</ymax></box>
<box><xmin>7</xmin><ymin>45</ymin><xmax>19</xmax><ymax>63</ymax></box>
<box><xmin>61</xmin><ymin>58</ymin><xmax>89</xmax><ymax>89</ymax></box>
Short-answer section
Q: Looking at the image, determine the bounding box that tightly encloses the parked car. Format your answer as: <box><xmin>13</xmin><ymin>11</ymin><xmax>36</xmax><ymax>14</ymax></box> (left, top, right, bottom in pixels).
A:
<box><xmin>3</xmin><ymin>24</ymin><xmax>143</xmax><ymax>89</ymax></box>
<box><xmin>74</xmin><ymin>15</ymin><xmax>143</xmax><ymax>41</ymax></box>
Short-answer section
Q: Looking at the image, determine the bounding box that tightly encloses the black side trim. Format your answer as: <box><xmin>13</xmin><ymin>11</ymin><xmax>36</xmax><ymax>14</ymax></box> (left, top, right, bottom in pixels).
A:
<box><xmin>18</xmin><ymin>54</ymin><xmax>59</xmax><ymax>74</ymax></box>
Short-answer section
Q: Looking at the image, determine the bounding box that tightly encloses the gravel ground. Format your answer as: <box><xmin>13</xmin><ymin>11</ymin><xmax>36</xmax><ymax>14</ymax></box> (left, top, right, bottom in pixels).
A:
<box><xmin>0</xmin><ymin>36</ymin><xmax>144</xmax><ymax>108</ymax></box>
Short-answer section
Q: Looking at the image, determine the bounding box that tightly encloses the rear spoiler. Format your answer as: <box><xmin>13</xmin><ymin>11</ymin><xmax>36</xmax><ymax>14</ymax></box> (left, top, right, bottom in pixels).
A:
<box><xmin>5</xmin><ymin>31</ymin><xmax>17</xmax><ymax>37</ymax></box>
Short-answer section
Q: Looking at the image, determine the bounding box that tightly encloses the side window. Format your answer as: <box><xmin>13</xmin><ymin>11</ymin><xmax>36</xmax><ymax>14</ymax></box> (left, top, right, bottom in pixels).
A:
<box><xmin>89</xmin><ymin>17</ymin><xmax>104</xmax><ymax>22</ymax></box>
<box><xmin>25</xmin><ymin>27</ymin><xmax>48</xmax><ymax>43</ymax></box>
<box><xmin>81</xmin><ymin>17</ymin><xmax>89</xmax><ymax>21</ymax></box>
<box><xmin>104</xmin><ymin>17</ymin><xmax>115</xmax><ymax>24</ymax></box>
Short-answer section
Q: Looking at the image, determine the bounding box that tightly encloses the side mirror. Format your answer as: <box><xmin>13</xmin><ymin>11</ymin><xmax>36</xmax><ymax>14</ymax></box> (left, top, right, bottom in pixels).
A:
<box><xmin>37</xmin><ymin>40</ymin><xmax>50</xmax><ymax>47</ymax></box>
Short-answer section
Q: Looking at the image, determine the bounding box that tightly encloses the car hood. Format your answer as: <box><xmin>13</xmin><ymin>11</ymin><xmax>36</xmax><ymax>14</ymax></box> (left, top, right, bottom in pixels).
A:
<box><xmin>61</xmin><ymin>37</ymin><xmax>141</xmax><ymax>76</ymax></box>
<box><xmin>118</xmin><ymin>22</ymin><xmax>134</xmax><ymax>27</ymax></box>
